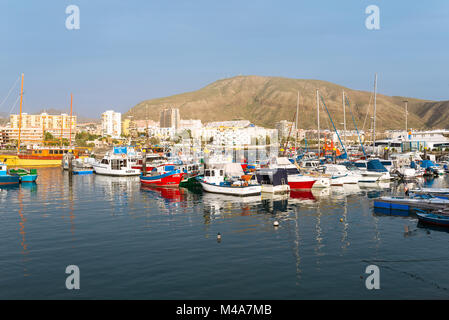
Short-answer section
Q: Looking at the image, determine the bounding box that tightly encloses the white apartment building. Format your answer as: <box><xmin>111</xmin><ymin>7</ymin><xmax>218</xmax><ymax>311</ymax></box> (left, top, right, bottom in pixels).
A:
<box><xmin>102</xmin><ymin>110</ymin><xmax>122</xmax><ymax>138</ymax></box>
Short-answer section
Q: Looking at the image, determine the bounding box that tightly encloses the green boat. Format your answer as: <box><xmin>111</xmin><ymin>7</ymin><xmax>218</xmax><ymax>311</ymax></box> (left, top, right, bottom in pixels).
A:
<box><xmin>179</xmin><ymin>176</ymin><xmax>201</xmax><ymax>188</ymax></box>
<box><xmin>9</xmin><ymin>168</ymin><xmax>38</xmax><ymax>183</ymax></box>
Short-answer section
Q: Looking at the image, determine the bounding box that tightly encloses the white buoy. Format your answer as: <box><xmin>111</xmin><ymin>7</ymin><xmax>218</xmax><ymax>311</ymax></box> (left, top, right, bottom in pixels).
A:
<box><xmin>273</xmin><ymin>221</ymin><xmax>279</xmax><ymax>227</ymax></box>
<box><xmin>217</xmin><ymin>232</ymin><xmax>222</xmax><ymax>240</ymax></box>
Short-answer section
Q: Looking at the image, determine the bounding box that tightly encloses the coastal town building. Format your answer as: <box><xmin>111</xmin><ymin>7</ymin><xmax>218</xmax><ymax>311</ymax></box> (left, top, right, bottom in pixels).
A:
<box><xmin>102</xmin><ymin>110</ymin><xmax>122</xmax><ymax>138</ymax></box>
<box><xmin>275</xmin><ymin>120</ymin><xmax>296</xmax><ymax>138</ymax></box>
<box><xmin>160</xmin><ymin>108</ymin><xmax>180</xmax><ymax>129</ymax></box>
<box><xmin>3</xmin><ymin>112</ymin><xmax>77</xmax><ymax>145</ymax></box>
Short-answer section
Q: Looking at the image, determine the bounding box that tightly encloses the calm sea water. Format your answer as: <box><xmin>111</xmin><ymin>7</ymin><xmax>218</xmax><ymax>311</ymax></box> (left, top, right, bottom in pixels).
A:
<box><xmin>1</xmin><ymin>168</ymin><xmax>449</xmax><ymax>299</ymax></box>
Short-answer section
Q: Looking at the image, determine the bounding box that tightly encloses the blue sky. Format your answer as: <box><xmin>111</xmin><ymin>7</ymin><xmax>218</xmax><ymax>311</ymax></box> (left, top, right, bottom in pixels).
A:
<box><xmin>0</xmin><ymin>0</ymin><xmax>448</xmax><ymax>118</ymax></box>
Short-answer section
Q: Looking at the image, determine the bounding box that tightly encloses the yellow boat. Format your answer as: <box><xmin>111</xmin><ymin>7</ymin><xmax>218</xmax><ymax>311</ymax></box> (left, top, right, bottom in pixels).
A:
<box><xmin>1</xmin><ymin>148</ymin><xmax>86</xmax><ymax>167</ymax></box>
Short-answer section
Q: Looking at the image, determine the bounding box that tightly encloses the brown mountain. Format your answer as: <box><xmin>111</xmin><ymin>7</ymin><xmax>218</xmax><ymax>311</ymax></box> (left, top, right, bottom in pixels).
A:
<box><xmin>125</xmin><ymin>75</ymin><xmax>448</xmax><ymax>130</ymax></box>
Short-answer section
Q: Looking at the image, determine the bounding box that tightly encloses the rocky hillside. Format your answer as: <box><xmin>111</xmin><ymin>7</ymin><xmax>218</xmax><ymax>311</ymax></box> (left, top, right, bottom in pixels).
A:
<box><xmin>125</xmin><ymin>76</ymin><xmax>447</xmax><ymax>130</ymax></box>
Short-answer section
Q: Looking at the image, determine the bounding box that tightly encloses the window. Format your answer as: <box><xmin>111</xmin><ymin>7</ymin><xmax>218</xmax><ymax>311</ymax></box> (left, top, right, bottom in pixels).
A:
<box><xmin>205</xmin><ymin>170</ymin><xmax>210</xmax><ymax>177</ymax></box>
<box><xmin>212</xmin><ymin>170</ymin><xmax>215</xmax><ymax>176</ymax></box>
<box><xmin>49</xmin><ymin>150</ymin><xmax>54</xmax><ymax>154</ymax></box>
<box><xmin>220</xmin><ymin>170</ymin><xmax>224</xmax><ymax>176</ymax></box>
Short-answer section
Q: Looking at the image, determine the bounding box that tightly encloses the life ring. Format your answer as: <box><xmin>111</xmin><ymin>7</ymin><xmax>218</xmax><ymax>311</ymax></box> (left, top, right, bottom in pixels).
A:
<box><xmin>121</xmin><ymin>153</ymin><xmax>126</xmax><ymax>159</ymax></box>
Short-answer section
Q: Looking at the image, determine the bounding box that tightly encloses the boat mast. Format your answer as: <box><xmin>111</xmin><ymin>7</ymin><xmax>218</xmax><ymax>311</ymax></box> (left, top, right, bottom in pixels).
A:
<box><xmin>17</xmin><ymin>73</ymin><xmax>24</xmax><ymax>154</ymax></box>
<box><xmin>343</xmin><ymin>90</ymin><xmax>346</xmax><ymax>148</ymax></box>
<box><xmin>372</xmin><ymin>73</ymin><xmax>377</xmax><ymax>155</ymax></box>
<box><xmin>404</xmin><ymin>100</ymin><xmax>408</xmax><ymax>136</ymax></box>
<box><xmin>70</xmin><ymin>93</ymin><xmax>73</xmax><ymax>147</ymax></box>
<box><xmin>295</xmin><ymin>90</ymin><xmax>299</xmax><ymax>155</ymax></box>
<box><xmin>316</xmin><ymin>89</ymin><xmax>320</xmax><ymax>158</ymax></box>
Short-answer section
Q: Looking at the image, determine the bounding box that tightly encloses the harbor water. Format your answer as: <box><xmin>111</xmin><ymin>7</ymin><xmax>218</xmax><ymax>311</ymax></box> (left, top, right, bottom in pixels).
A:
<box><xmin>1</xmin><ymin>168</ymin><xmax>449</xmax><ymax>299</ymax></box>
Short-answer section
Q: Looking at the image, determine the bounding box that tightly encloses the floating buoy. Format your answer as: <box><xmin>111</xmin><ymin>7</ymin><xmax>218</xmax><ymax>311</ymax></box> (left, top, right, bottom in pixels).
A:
<box><xmin>217</xmin><ymin>232</ymin><xmax>222</xmax><ymax>241</ymax></box>
<box><xmin>273</xmin><ymin>221</ymin><xmax>279</xmax><ymax>227</ymax></box>
<box><xmin>340</xmin><ymin>218</ymin><xmax>344</xmax><ymax>222</ymax></box>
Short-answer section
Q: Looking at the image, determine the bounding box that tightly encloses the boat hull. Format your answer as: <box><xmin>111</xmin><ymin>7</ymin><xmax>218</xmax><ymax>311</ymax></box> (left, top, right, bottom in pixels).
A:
<box><xmin>417</xmin><ymin>212</ymin><xmax>449</xmax><ymax>227</ymax></box>
<box><xmin>20</xmin><ymin>175</ymin><xmax>38</xmax><ymax>182</ymax></box>
<box><xmin>287</xmin><ymin>176</ymin><xmax>316</xmax><ymax>190</ymax></box>
<box><xmin>261</xmin><ymin>184</ymin><xmax>290</xmax><ymax>194</ymax></box>
<box><xmin>0</xmin><ymin>175</ymin><xmax>20</xmax><ymax>185</ymax></box>
<box><xmin>140</xmin><ymin>171</ymin><xmax>184</xmax><ymax>187</ymax></box>
<box><xmin>92</xmin><ymin>164</ymin><xmax>141</xmax><ymax>176</ymax></box>
<box><xmin>199</xmin><ymin>181</ymin><xmax>262</xmax><ymax>196</ymax></box>
<box><xmin>2</xmin><ymin>155</ymin><xmax>61</xmax><ymax>167</ymax></box>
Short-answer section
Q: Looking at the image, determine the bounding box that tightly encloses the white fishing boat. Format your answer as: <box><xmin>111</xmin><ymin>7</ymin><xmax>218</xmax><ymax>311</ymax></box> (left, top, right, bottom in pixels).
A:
<box><xmin>323</xmin><ymin>164</ymin><xmax>360</xmax><ymax>185</ymax></box>
<box><xmin>92</xmin><ymin>151</ymin><xmax>141</xmax><ymax>176</ymax></box>
<box><xmin>198</xmin><ymin>163</ymin><xmax>261</xmax><ymax>196</ymax></box>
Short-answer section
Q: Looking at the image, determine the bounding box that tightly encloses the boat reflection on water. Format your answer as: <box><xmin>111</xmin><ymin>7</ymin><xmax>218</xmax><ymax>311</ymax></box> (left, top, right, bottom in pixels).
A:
<box><xmin>417</xmin><ymin>220</ymin><xmax>449</xmax><ymax>234</ymax></box>
<box><xmin>330</xmin><ymin>184</ymin><xmax>362</xmax><ymax>200</ymax></box>
<box><xmin>289</xmin><ymin>188</ymin><xmax>330</xmax><ymax>203</ymax></box>
<box><xmin>260</xmin><ymin>192</ymin><xmax>289</xmax><ymax>214</ymax></box>
<box><xmin>202</xmin><ymin>193</ymin><xmax>262</xmax><ymax>217</ymax></box>
<box><xmin>141</xmin><ymin>185</ymin><xmax>187</xmax><ymax>203</ymax></box>
<box><xmin>359</xmin><ymin>181</ymin><xmax>392</xmax><ymax>190</ymax></box>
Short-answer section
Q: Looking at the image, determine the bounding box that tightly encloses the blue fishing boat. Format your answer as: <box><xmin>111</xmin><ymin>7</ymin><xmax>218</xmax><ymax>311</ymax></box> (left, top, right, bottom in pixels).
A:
<box><xmin>9</xmin><ymin>168</ymin><xmax>38</xmax><ymax>183</ymax></box>
<box><xmin>0</xmin><ymin>162</ymin><xmax>20</xmax><ymax>185</ymax></box>
<box><xmin>416</xmin><ymin>209</ymin><xmax>449</xmax><ymax>227</ymax></box>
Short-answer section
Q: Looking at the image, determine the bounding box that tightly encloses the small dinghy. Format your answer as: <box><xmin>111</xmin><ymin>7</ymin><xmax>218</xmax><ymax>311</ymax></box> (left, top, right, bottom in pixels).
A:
<box><xmin>416</xmin><ymin>209</ymin><xmax>449</xmax><ymax>227</ymax></box>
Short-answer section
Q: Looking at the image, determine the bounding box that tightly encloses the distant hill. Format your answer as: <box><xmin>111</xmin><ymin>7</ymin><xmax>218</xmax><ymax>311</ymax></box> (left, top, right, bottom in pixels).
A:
<box><xmin>125</xmin><ymin>75</ymin><xmax>447</xmax><ymax>130</ymax></box>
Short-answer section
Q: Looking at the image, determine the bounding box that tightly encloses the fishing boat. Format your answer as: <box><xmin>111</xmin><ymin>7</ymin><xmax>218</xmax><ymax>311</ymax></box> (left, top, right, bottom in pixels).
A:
<box><xmin>131</xmin><ymin>153</ymin><xmax>168</xmax><ymax>172</ymax></box>
<box><xmin>255</xmin><ymin>168</ymin><xmax>290</xmax><ymax>194</ymax></box>
<box><xmin>3</xmin><ymin>147</ymin><xmax>87</xmax><ymax>167</ymax></box>
<box><xmin>269</xmin><ymin>157</ymin><xmax>325</xmax><ymax>189</ymax></box>
<box><xmin>93</xmin><ymin>152</ymin><xmax>141</xmax><ymax>176</ymax></box>
<box><xmin>9</xmin><ymin>168</ymin><xmax>38</xmax><ymax>182</ymax></box>
<box><xmin>0</xmin><ymin>162</ymin><xmax>20</xmax><ymax>185</ymax></box>
<box><xmin>140</xmin><ymin>164</ymin><xmax>185</xmax><ymax>187</ymax></box>
<box><xmin>410</xmin><ymin>188</ymin><xmax>449</xmax><ymax>198</ymax></box>
<box><xmin>323</xmin><ymin>164</ymin><xmax>360</xmax><ymax>185</ymax></box>
<box><xmin>179</xmin><ymin>163</ymin><xmax>203</xmax><ymax>188</ymax></box>
<box><xmin>198</xmin><ymin>163</ymin><xmax>262</xmax><ymax>196</ymax></box>
<box><xmin>416</xmin><ymin>209</ymin><xmax>449</xmax><ymax>227</ymax></box>
<box><xmin>374</xmin><ymin>195</ymin><xmax>449</xmax><ymax>211</ymax></box>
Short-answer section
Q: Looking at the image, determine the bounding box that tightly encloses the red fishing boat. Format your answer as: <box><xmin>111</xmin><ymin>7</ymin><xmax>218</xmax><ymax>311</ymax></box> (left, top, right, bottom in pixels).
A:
<box><xmin>140</xmin><ymin>164</ymin><xmax>185</xmax><ymax>187</ymax></box>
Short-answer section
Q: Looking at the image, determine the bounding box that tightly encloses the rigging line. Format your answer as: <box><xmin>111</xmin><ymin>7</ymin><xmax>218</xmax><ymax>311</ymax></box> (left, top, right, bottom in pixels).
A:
<box><xmin>0</xmin><ymin>75</ymin><xmax>21</xmax><ymax>111</ymax></box>
<box><xmin>345</xmin><ymin>95</ymin><xmax>366</xmax><ymax>158</ymax></box>
<box><xmin>362</xmin><ymin>89</ymin><xmax>374</xmax><ymax>132</ymax></box>
<box><xmin>7</xmin><ymin>94</ymin><xmax>21</xmax><ymax>115</ymax></box>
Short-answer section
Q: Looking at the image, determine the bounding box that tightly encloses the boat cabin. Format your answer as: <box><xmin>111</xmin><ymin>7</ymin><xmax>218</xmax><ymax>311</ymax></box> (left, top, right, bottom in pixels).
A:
<box><xmin>30</xmin><ymin>148</ymin><xmax>83</xmax><ymax>158</ymax></box>
<box><xmin>0</xmin><ymin>163</ymin><xmax>7</xmax><ymax>175</ymax></box>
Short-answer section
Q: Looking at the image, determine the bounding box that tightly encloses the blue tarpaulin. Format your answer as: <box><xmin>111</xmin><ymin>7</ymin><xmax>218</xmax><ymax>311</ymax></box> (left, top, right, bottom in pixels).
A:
<box><xmin>367</xmin><ymin>159</ymin><xmax>388</xmax><ymax>172</ymax></box>
<box><xmin>421</xmin><ymin>160</ymin><xmax>437</xmax><ymax>169</ymax></box>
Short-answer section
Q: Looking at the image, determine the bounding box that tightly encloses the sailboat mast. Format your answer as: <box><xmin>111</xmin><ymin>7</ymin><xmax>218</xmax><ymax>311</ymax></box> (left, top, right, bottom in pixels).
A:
<box><xmin>343</xmin><ymin>90</ymin><xmax>346</xmax><ymax>148</ymax></box>
<box><xmin>316</xmin><ymin>89</ymin><xmax>320</xmax><ymax>157</ymax></box>
<box><xmin>70</xmin><ymin>93</ymin><xmax>73</xmax><ymax>147</ymax></box>
<box><xmin>295</xmin><ymin>91</ymin><xmax>299</xmax><ymax>155</ymax></box>
<box><xmin>17</xmin><ymin>73</ymin><xmax>24</xmax><ymax>154</ymax></box>
<box><xmin>372</xmin><ymin>73</ymin><xmax>377</xmax><ymax>155</ymax></box>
